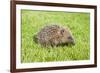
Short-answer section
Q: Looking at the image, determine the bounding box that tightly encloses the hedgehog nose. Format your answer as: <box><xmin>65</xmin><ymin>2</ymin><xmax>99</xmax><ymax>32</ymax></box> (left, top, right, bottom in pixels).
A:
<box><xmin>68</xmin><ymin>36</ymin><xmax>75</xmax><ymax>45</ymax></box>
<box><xmin>68</xmin><ymin>36</ymin><xmax>73</xmax><ymax>40</ymax></box>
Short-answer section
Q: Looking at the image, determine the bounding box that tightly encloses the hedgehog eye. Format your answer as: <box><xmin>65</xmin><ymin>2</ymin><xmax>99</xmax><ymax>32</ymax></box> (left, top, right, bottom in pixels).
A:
<box><xmin>60</xmin><ymin>29</ymin><xmax>65</xmax><ymax>35</ymax></box>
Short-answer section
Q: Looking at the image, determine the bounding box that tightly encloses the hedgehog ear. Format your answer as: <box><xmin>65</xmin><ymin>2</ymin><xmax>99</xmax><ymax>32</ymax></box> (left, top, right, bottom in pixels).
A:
<box><xmin>60</xmin><ymin>29</ymin><xmax>65</xmax><ymax>35</ymax></box>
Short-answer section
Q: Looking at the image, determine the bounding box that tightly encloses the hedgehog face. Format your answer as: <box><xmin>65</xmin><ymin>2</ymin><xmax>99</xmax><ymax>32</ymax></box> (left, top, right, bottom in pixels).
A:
<box><xmin>60</xmin><ymin>28</ymin><xmax>75</xmax><ymax>45</ymax></box>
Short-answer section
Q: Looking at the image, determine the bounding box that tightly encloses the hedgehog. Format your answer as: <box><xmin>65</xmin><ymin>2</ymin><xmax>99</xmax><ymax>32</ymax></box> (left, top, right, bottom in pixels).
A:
<box><xmin>34</xmin><ymin>24</ymin><xmax>75</xmax><ymax>47</ymax></box>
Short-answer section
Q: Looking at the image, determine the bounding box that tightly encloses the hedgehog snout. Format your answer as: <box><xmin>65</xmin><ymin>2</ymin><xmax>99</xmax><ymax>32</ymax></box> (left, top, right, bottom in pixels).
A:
<box><xmin>67</xmin><ymin>36</ymin><xmax>75</xmax><ymax>45</ymax></box>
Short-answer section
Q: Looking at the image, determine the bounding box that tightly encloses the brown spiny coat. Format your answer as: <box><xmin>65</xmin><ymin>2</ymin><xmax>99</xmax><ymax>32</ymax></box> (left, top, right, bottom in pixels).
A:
<box><xmin>36</xmin><ymin>24</ymin><xmax>75</xmax><ymax>47</ymax></box>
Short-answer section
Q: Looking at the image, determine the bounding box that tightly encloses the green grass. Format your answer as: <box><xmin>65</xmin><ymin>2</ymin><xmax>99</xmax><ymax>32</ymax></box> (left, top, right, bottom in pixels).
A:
<box><xmin>21</xmin><ymin>10</ymin><xmax>90</xmax><ymax>63</ymax></box>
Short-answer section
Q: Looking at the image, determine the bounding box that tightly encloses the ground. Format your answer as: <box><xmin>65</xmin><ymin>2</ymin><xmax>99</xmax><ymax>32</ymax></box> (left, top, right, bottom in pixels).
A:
<box><xmin>21</xmin><ymin>10</ymin><xmax>90</xmax><ymax>63</ymax></box>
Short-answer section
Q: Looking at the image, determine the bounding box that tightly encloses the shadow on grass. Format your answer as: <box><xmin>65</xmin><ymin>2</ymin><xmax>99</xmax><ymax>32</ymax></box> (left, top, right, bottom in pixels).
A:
<box><xmin>33</xmin><ymin>34</ymin><xmax>38</xmax><ymax>43</ymax></box>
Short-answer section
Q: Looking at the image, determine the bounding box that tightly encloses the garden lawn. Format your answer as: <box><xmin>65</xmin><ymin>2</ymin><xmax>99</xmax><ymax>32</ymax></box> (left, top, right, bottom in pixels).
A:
<box><xmin>21</xmin><ymin>10</ymin><xmax>90</xmax><ymax>63</ymax></box>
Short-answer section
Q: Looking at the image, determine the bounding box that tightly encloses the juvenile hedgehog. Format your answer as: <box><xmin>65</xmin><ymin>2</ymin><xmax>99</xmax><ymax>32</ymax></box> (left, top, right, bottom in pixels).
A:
<box><xmin>36</xmin><ymin>24</ymin><xmax>75</xmax><ymax>47</ymax></box>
